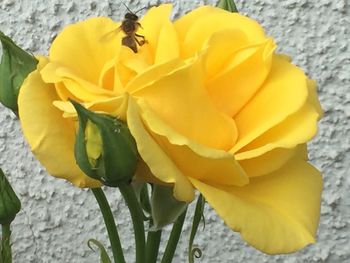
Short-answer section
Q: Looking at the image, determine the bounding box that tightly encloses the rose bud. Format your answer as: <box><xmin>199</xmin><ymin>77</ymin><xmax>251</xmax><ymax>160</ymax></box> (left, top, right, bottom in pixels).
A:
<box><xmin>71</xmin><ymin>100</ymin><xmax>138</xmax><ymax>187</ymax></box>
<box><xmin>0</xmin><ymin>169</ymin><xmax>21</xmax><ymax>225</ymax></box>
<box><xmin>217</xmin><ymin>0</ymin><xmax>238</xmax><ymax>12</ymax></box>
<box><xmin>0</xmin><ymin>31</ymin><xmax>38</xmax><ymax>114</ymax></box>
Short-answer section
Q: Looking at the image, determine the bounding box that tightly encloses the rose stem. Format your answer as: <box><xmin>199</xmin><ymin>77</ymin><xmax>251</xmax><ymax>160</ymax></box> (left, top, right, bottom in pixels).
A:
<box><xmin>118</xmin><ymin>183</ymin><xmax>146</xmax><ymax>263</ymax></box>
<box><xmin>145</xmin><ymin>219</ymin><xmax>162</xmax><ymax>263</ymax></box>
<box><xmin>160</xmin><ymin>207</ymin><xmax>188</xmax><ymax>263</ymax></box>
<box><xmin>91</xmin><ymin>188</ymin><xmax>125</xmax><ymax>263</ymax></box>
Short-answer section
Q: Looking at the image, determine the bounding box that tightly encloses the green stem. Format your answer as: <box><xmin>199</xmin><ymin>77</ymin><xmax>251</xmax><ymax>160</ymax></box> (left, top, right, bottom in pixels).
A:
<box><xmin>146</xmin><ymin>221</ymin><xmax>162</xmax><ymax>263</ymax></box>
<box><xmin>92</xmin><ymin>188</ymin><xmax>125</xmax><ymax>263</ymax></box>
<box><xmin>119</xmin><ymin>183</ymin><xmax>146</xmax><ymax>263</ymax></box>
<box><xmin>161</xmin><ymin>208</ymin><xmax>188</xmax><ymax>263</ymax></box>
<box><xmin>188</xmin><ymin>195</ymin><xmax>205</xmax><ymax>263</ymax></box>
<box><xmin>1</xmin><ymin>224</ymin><xmax>12</xmax><ymax>263</ymax></box>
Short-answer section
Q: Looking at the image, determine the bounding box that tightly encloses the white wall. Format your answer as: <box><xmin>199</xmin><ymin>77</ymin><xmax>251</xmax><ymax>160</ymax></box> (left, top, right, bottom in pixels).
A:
<box><xmin>0</xmin><ymin>0</ymin><xmax>349</xmax><ymax>262</ymax></box>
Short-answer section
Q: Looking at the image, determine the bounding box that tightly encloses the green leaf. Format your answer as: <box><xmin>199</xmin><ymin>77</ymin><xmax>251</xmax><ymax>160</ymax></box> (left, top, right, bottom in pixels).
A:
<box><xmin>188</xmin><ymin>194</ymin><xmax>205</xmax><ymax>263</ymax></box>
<box><xmin>0</xmin><ymin>31</ymin><xmax>38</xmax><ymax>114</ymax></box>
<box><xmin>216</xmin><ymin>0</ymin><xmax>238</xmax><ymax>13</ymax></box>
<box><xmin>87</xmin><ymin>239</ymin><xmax>112</xmax><ymax>263</ymax></box>
<box><xmin>71</xmin><ymin>100</ymin><xmax>138</xmax><ymax>187</ymax></box>
<box><xmin>132</xmin><ymin>181</ymin><xmax>152</xmax><ymax>217</ymax></box>
<box><xmin>0</xmin><ymin>168</ymin><xmax>21</xmax><ymax>225</ymax></box>
<box><xmin>150</xmin><ymin>185</ymin><xmax>188</xmax><ymax>231</ymax></box>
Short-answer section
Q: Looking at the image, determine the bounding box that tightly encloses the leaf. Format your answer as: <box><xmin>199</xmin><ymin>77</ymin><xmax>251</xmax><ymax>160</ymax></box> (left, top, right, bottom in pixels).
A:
<box><xmin>132</xmin><ymin>181</ymin><xmax>152</xmax><ymax>217</ymax></box>
<box><xmin>216</xmin><ymin>0</ymin><xmax>238</xmax><ymax>13</ymax></box>
<box><xmin>0</xmin><ymin>31</ymin><xmax>38</xmax><ymax>113</ymax></box>
<box><xmin>0</xmin><ymin>168</ymin><xmax>21</xmax><ymax>225</ymax></box>
<box><xmin>87</xmin><ymin>239</ymin><xmax>112</xmax><ymax>263</ymax></box>
<box><xmin>150</xmin><ymin>184</ymin><xmax>188</xmax><ymax>231</ymax></box>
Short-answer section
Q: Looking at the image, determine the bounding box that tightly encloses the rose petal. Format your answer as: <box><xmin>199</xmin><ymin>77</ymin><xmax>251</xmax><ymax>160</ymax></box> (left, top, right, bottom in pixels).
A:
<box><xmin>232</xmin><ymin>55</ymin><xmax>309</xmax><ymax>152</ymax></box>
<box><xmin>235</xmin><ymin>102</ymin><xmax>319</xmax><ymax>159</ymax></box>
<box><xmin>204</xmin><ymin>29</ymin><xmax>249</xmax><ymax>79</ymax></box>
<box><xmin>41</xmin><ymin>62</ymin><xmax>114</xmax><ymax>102</ymax></box>
<box><xmin>175</xmin><ymin>6</ymin><xmax>266</xmax><ymax>58</ymax></box>
<box><xmin>190</xmin><ymin>158</ymin><xmax>322</xmax><ymax>254</ymax></box>
<box><xmin>154</xmin><ymin>21</ymin><xmax>180</xmax><ymax>64</ymax></box>
<box><xmin>238</xmin><ymin>144</ymin><xmax>308</xmax><ymax>177</ymax></box>
<box><xmin>126</xmin><ymin>97</ymin><xmax>194</xmax><ymax>202</ymax></box>
<box><xmin>49</xmin><ymin>17</ymin><xmax>121</xmax><ymax>84</ymax></box>
<box><xmin>18</xmin><ymin>58</ymin><xmax>100</xmax><ymax>188</ymax></box>
<box><xmin>139</xmin><ymin>4</ymin><xmax>173</xmax><ymax>59</ymax></box>
<box><xmin>306</xmin><ymin>79</ymin><xmax>323</xmax><ymax>117</ymax></box>
<box><xmin>207</xmin><ymin>39</ymin><xmax>275</xmax><ymax>116</ymax></box>
<box><xmin>235</xmin><ymin>75</ymin><xmax>322</xmax><ymax>159</ymax></box>
<box><xmin>53</xmin><ymin>94</ymin><xmax>128</xmax><ymax>119</ymax></box>
<box><xmin>137</xmin><ymin>99</ymin><xmax>248</xmax><ymax>186</ymax></box>
<box><xmin>129</xmin><ymin>57</ymin><xmax>237</xmax><ymax>150</ymax></box>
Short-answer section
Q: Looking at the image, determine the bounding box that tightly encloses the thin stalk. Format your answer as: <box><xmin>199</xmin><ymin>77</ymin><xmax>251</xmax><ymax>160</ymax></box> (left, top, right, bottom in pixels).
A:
<box><xmin>92</xmin><ymin>188</ymin><xmax>125</xmax><ymax>263</ymax></box>
<box><xmin>146</xmin><ymin>221</ymin><xmax>162</xmax><ymax>263</ymax></box>
<box><xmin>188</xmin><ymin>195</ymin><xmax>205</xmax><ymax>263</ymax></box>
<box><xmin>119</xmin><ymin>183</ymin><xmax>146</xmax><ymax>263</ymax></box>
<box><xmin>1</xmin><ymin>224</ymin><xmax>12</xmax><ymax>263</ymax></box>
<box><xmin>161</xmin><ymin>208</ymin><xmax>188</xmax><ymax>263</ymax></box>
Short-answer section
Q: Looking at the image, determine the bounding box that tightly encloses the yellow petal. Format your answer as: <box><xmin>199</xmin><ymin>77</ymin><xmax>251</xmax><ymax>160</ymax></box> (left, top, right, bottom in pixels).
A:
<box><xmin>207</xmin><ymin>39</ymin><xmax>275</xmax><ymax>116</ymax></box>
<box><xmin>235</xmin><ymin>76</ymin><xmax>322</xmax><ymax>159</ymax></box>
<box><xmin>49</xmin><ymin>17</ymin><xmax>121</xmax><ymax>85</ymax></box>
<box><xmin>18</xmin><ymin>61</ymin><xmax>100</xmax><ymax>188</ymax></box>
<box><xmin>131</xmin><ymin>57</ymin><xmax>237</xmax><ymax>150</ymax></box>
<box><xmin>85</xmin><ymin>121</ymin><xmax>103</xmax><ymax>165</ymax></box>
<box><xmin>41</xmin><ymin>62</ymin><xmax>115</xmax><ymax>102</ymax></box>
<box><xmin>53</xmin><ymin>94</ymin><xmax>128</xmax><ymax>120</ymax></box>
<box><xmin>87</xmin><ymin>93</ymin><xmax>129</xmax><ymax>120</ymax></box>
<box><xmin>190</xmin><ymin>159</ymin><xmax>322</xmax><ymax>254</ymax></box>
<box><xmin>238</xmin><ymin>144</ymin><xmax>308</xmax><ymax>177</ymax></box>
<box><xmin>119</xmin><ymin>45</ymin><xmax>153</xmax><ymax>74</ymax></box>
<box><xmin>126</xmin><ymin>97</ymin><xmax>194</xmax><ymax>202</ymax></box>
<box><xmin>126</xmin><ymin>58</ymin><xmax>184</xmax><ymax>92</ymax></box>
<box><xmin>236</xmin><ymin>102</ymin><xmax>319</xmax><ymax>159</ymax></box>
<box><xmin>175</xmin><ymin>6</ymin><xmax>266</xmax><ymax>58</ymax></box>
<box><xmin>203</xmin><ymin>29</ymin><xmax>249</xmax><ymax>79</ymax></box>
<box><xmin>232</xmin><ymin>55</ymin><xmax>308</xmax><ymax>152</ymax></box>
<box><xmin>137</xmin><ymin>99</ymin><xmax>248</xmax><ymax>186</ymax></box>
<box><xmin>277</xmin><ymin>54</ymin><xmax>322</xmax><ymax>119</ymax></box>
<box><xmin>154</xmin><ymin>21</ymin><xmax>180</xmax><ymax>64</ymax></box>
<box><xmin>139</xmin><ymin>4</ymin><xmax>173</xmax><ymax>59</ymax></box>
<box><xmin>306</xmin><ymin>79</ymin><xmax>323</xmax><ymax>118</ymax></box>
<box><xmin>99</xmin><ymin>57</ymin><xmax>117</xmax><ymax>91</ymax></box>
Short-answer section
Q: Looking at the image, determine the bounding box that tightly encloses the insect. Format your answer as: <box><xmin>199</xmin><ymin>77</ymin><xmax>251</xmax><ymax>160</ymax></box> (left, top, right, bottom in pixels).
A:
<box><xmin>119</xmin><ymin>3</ymin><xmax>148</xmax><ymax>53</ymax></box>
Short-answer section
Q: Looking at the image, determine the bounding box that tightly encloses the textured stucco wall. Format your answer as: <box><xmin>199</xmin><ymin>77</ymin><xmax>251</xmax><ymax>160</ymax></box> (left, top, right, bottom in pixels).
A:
<box><xmin>0</xmin><ymin>0</ymin><xmax>349</xmax><ymax>262</ymax></box>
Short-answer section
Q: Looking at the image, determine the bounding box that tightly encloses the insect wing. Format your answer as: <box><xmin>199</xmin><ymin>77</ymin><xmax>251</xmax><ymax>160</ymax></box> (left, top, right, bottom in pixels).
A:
<box><xmin>100</xmin><ymin>27</ymin><xmax>122</xmax><ymax>42</ymax></box>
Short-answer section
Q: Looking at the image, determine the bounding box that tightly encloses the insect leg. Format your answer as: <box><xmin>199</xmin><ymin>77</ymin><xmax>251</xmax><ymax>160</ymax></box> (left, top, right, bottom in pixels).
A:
<box><xmin>135</xmin><ymin>33</ymin><xmax>147</xmax><ymax>45</ymax></box>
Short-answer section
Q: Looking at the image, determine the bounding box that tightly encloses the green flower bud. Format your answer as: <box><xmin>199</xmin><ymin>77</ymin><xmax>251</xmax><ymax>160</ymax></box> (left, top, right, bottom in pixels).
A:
<box><xmin>0</xmin><ymin>31</ymin><xmax>38</xmax><ymax>114</ymax></box>
<box><xmin>0</xmin><ymin>169</ymin><xmax>21</xmax><ymax>225</ymax></box>
<box><xmin>71</xmin><ymin>100</ymin><xmax>138</xmax><ymax>187</ymax></box>
<box><xmin>216</xmin><ymin>0</ymin><xmax>238</xmax><ymax>12</ymax></box>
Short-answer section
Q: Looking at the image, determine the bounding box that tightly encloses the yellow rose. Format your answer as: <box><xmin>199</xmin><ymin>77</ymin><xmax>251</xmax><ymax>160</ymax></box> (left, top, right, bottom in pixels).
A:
<box><xmin>18</xmin><ymin>4</ymin><xmax>322</xmax><ymax>254</ymax></box>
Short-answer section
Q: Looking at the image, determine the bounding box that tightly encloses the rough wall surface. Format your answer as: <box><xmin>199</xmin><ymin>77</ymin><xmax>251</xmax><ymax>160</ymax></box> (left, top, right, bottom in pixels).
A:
<box><xmin>0</xmin><ymin>0</ymin><xmax>349</xmax><ymax>262</ymax></box>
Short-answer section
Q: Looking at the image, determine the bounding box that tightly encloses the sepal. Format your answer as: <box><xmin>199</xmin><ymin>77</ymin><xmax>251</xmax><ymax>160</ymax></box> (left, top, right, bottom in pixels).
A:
<box><xmin>0</xmin><ymin>31</ymin><xmax>38</xmax><ymax>113</ymax></box>
<box><xmin>216</xmin><ymin>0</ymin><xmax>238</xmax><ymax>12</ymax></box>
<box><xmin>0</xmin><ymin>169</ymin><xmax>21</xmax><ymax>225</ymax></box>
<box><xmin>150</xmin><ymin>185</ymin><xmax>187</xmax><ymax>231</ymax></box>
